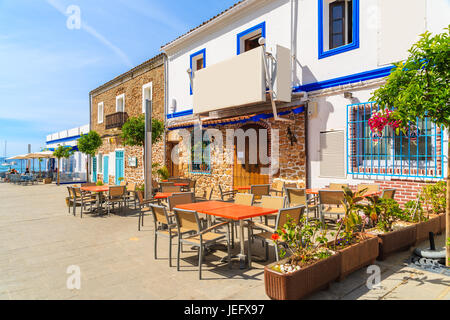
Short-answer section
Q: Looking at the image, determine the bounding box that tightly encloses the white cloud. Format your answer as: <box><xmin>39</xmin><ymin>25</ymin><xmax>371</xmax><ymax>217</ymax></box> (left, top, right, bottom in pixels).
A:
<box><xmin>46</xmin><ymin>0</ymin><xmax>133</xmax><ymax>68</ymax></box>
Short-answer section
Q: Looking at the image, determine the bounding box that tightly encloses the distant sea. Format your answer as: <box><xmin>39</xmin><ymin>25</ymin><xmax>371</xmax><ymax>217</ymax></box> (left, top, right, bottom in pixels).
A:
<box><xmin>0</xmin><ymin>157</ymin><xmax>45</xmax><ymax>173</ymax></box>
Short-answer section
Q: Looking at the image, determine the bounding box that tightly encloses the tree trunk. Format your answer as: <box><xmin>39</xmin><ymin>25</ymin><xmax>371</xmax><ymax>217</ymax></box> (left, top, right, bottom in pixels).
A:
<box><xmin>446</xmin><ymin>141</ymin><xmax>449</xmax><ymax>266</ymax></box>
<box><xmin>86</xmin><ymin>156</ymin><xmax>90</xmax><ymax>183</ymax></box>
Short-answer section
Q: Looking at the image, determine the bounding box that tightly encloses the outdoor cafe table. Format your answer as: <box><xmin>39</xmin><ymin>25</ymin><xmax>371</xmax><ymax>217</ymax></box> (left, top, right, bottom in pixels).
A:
<box><xmin>175</xmin><ymin>201</ymin><xmax>278</xmax><ymax>269</ymax></box>
<box><xmin>154</xmin><ymin>192</ymin><xmax>173</xmax><ymax>200</ymax></box>
<box><xmin>80</xmin><ymin>185</ymin><xmax>110</xmax><ymax>215</ymax></box>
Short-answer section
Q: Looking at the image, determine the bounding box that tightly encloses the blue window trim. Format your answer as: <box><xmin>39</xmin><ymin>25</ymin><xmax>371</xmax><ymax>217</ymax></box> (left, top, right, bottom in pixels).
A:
<box><xmin>346</xmin><ymin>102</ymin><xmax>444</xmax><ymax>180</ymax></box>
<box><xmin>46</xmin><ymin>135</ymin><xmax>81</xmax><ymax>145</ymax></box>
<box><xmin>237</xmin><ymin>21</ymin><xmax>266</xmax><ymax>55</ymax></box>
<box><xmin>293</xmin><ymin>65</ymin><xmax>394</xmax><ymax>92</ymax></box>
<box><xmin>189</xmin><ymin>48</ymin><xmax>206</xmax><ymax>95</ymax></box>
<box><xmin>318</xmin><ymin>0</ymin><xmax>360</xmax><ymax>59</ymax></box>
<box><xmin>166</xmin><ymin>109</ymin><xmax>194</xmax><ymax>119</ymax></box>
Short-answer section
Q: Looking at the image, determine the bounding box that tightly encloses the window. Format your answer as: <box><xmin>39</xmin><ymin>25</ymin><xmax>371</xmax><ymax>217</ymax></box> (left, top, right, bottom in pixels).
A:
<box><xmin>142</xmin><ymin>82</ymin><xmax>152</xmax><ymax>113</ymax></box>
<box><xmin>319</xmin><ymin>0</ymin><xmax>359</xmax><ymax>59</ymax></box>
<box><xmin>189</xmin><ymin>49</ymin><xmax>206</xmax><ymax>95</ymax></box>
<box><xmin>98</xmin><ymin>102</ymin><xmax>104</xmax><ymax>124</ymax></box>
<box><xmin>190</xmin><ymin>129</ymin><xmax>211</xmax><ymax>174</ymax></box>
<box><xmin>116</xmin><ymin>93</ymin><xmax>125</xmax><ymax>112</ymax></box>
<box><xmin>347</xmin><ymin>102</ymin><xmax>444</xmax><ymax>179</ymax></box>
<box><xmin>237</xmin><ymin>22</ymin><xmax>266</xmax><ymax>55</ymax></box>
<box><xmin>98</xmin><ymin>153</ymin><xmax>103</xmax><ymax>174</ymax></box>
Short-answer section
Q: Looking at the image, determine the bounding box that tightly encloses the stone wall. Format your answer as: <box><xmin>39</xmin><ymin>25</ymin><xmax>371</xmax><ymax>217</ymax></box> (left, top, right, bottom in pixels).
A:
<box><xmin>168</xmin><ymin>110</ymin><xmax>306</xmax><ymax>198</ymax></box>
<box><xmin>91</xmin><ymin>57</ymin><xmax>165</xmax><ymax>185</ymax></box>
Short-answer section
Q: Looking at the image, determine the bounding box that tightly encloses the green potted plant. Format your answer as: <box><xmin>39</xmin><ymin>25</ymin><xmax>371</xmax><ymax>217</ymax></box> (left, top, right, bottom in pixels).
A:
<box><xmin>96</xmin><ymin>180</ymin><xmax>104</xmax><ymax>187</ymax></box>
<box><xmin>420</xmin><ymin>181</ymin><xmax>447</xmax><ymax>234</ymax></box>
<box><xmin>328</xmin><ymin>187</ymin><xmax>379</xmax><ymax>281</ymax></box>
<box><xmin>365</xmin><ymin>197</ymin><xmax>416</xmax><ymax>261</ymax></box>
<box><xmin>264</xmin><ymin>216</ymin><xmax>340</xmax><ymax>300</ymax></box>
<box><xmin>400</xmin><ymin>197</ymin><xmax>440</xmax><ymax>245</ymax></box>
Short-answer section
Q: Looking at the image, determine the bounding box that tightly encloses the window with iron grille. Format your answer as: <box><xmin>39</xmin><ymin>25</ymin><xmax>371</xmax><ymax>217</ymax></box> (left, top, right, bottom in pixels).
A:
<box><xmin>190</xmin><ymin>129</ymin><xmax>211</xmax><ymax>174</ymax></box>
<box><xmin>347</xmin><ymin>102</ymin><xmax>444</xmax><ymax>179</ymax></box>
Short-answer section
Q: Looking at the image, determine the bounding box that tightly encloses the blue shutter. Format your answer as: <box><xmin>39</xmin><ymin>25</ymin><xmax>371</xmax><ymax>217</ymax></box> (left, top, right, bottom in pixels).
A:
<box><xmin>92</xmin><ymin>157</ymin><xmax>97</xmax><ymax>183</ymax></box>
<box><xmin>103</xmin><ymin>156</ymin><xmax>109</xmax><ymax>184</ymax></box>
<box><xmin>115</xmin><ymin>151</ymin><xmax>124</xmax><ymax>185</ymax></box>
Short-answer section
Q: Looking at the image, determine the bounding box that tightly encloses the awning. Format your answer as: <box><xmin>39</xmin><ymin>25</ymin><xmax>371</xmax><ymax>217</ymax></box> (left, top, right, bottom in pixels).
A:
<box><xmin>168</xmin><ymin>105</ymin><xmax>305</xmax><ymax>131</ymax></box>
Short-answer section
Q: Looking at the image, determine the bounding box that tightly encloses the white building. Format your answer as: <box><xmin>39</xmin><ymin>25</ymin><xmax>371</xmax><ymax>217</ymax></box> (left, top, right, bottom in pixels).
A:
<box><xmin>46</xmin><ymin>124</ymin><xmax>90</xmax><ymax>183</ymax></box>
<box><xmin>162</xmin><ymin>0</ymin><xmax>449</xmax><ymax>202</ymax></box>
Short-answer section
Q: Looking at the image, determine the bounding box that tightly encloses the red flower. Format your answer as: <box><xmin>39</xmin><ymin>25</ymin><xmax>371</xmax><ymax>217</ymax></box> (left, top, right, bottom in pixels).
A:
<box><xmin>271</xmin><ymin>233</ymin><xmax>280</xmax><ymax>241</ymax></box>
<box><xmin>282</xmin><ymin>228</ymin><xmax>287</xmax><ymax>234</ymax></box>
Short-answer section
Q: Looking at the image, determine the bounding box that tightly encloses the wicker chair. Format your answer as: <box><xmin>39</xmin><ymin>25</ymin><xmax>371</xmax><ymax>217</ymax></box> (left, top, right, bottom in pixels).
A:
<box><xmin>248</xmin><ymin>206</ymin><xmax>305</xmax><ymax>263</ymax></box>
<box><xmin>149</xmin><ymin>204</ymin><xmax>183</xmax><ymax>267</ymax></box>
<box><xmin>72</xmin><ymin>187</ymin><xmax>97</xmax><ymax>218</ymax></box>
<box><xmin>250</xmin><ymin>184</ymin><xmax>270</xmax><ymax>203</ymax></box>
<box><xmin>105</xmin><ymin>186</ymin><xmax>126</xmax><ymax>215</ymax></box>
<box><xmin>357</xmin><ymin>184</ymin><xmax>380</xmax><ymax>195</ymax></box>
<box><xmin>161</xmin><ymin>185</ymin><xmax>183</xmax><ymax>193</ymax></box>
<box><xmin>173</xmin><ymin>208</ymin><xmax>231</xmax><ymax>279</ymax></box>
<box><xmin>318</xmin><ymin>190</ymin><xmax>346</xmax><ymax>224</ymax></box>
<box><xmin>381</xmin><ymin>189</ymin><xmax>396</xmax><ymax>199</ymax></box>
<box><xmin>218</xmin><ymin>184</ymin><xmax>237</xmax><ymax>202</ymax></box>
<box><xmin>285</xmin><ymin>188</ymin><xmax>319</xmax><ymax>220</ymax></box>
<box><xmin>124</xmin><ymin>182</ymin><xmax>137</xmax><ymax>208</ymax></box>
<box><xmin>195</xmin><ymin>187</ymin><xmax>214</xmax><ymax>202</ymax></box>
<box><xmin>136</xmin><ymin>191</ymin><xmax>159</xmax><ymax>231</ymax></box>
<box><xmin>329</xmin><ymin>183</ymin><xmax>349</xmax><ymax>190</ymax></box>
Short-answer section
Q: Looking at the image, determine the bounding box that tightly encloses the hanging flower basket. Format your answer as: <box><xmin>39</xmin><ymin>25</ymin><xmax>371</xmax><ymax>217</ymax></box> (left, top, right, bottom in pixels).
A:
<box><xmin>371</xmin><ymin>131</ymin><xmax>383</xmax><ymax>142</ymax></box>
<box><xmin>407</xmin><ymin>125</ymin><xmax>419</xmax><ymax>141</ymax></box>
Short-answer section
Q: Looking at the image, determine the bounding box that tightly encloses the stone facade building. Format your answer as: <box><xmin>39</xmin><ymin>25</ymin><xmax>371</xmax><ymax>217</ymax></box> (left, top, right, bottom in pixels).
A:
<box><xmin>89</xmin><ymin>54</ymin><xmax>165</xmax><ymax>186</ymax></box>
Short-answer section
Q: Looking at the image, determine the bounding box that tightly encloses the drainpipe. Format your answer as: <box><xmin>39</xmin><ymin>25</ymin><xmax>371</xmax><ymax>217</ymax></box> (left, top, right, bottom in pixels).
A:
<box><xmin>305</xmin><ymin>102</ymin><xmax>310</xmax><ymax>189</ymax></box>
<box><xmin>163</xmin><ymin>53</ymin><xmax>168</xmax><ymax>170</ymax></box>
<box><xmin>87</xmin><ymin>92</ymin><xmax>92</xmax><ymax>183</ymax></box>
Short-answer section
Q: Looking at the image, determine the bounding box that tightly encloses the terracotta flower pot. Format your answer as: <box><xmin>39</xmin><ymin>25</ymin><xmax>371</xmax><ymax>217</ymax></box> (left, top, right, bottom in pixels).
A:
<box><xmin>264</xmin><ymin>253</ymin><xmax>340</xmax><ymax>300</ymax></box>
<box><xmin>368</xmin><ymin>225</ymin><xmax>416</xmax><ymax>261</ymax></box>
<box><xmin>329</xmin><ymin>233</ymin><xmax>379</xmax><ymax>281</ymax></box>
<box><xmin>414</xmin><ymin>215</ymin><xmax>441</xmax><ymax>245</ymax></box>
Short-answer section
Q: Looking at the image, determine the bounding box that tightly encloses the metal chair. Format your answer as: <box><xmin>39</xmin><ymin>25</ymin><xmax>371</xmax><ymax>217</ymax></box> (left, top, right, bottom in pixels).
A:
<box><xmin>124</xmin><ymin>182</ymin><xmax>137</xmax><ymax>208</ymax></box>
<box><xmin>218</xmin><ymin>184</ymin><xmax>237</xmax><ymax>202</ymax></box>
<box><xmin>329</xmin><ymin>183</ymin><xmax>349</xmax><ymax>190</ymax></box>
<box><xmin>72</xmin><ymin>187</ymin><xmax>96</xmax><ymax>218</ymax></box>
<box><xmin>248</xmin><ymin>206</ymin><xmax>305</xmax><ymax>263</ymax></box>
<box><xmin>270</xmin><ymin>181</ymin><xmax>285</xmax><ymax>196</ymax></box>
<box><xmin>285</xmin><ymin>188</ymin><xmax>319</xmax><ymax>220</ymax></box>
<box><xmin>357</xmin><ymin>184</ymin><xmax>380</xmax><ymax>195</ymax></box>
<box><xmin>318</xmin><ymin>190</ymin><xmax>346</xmax><ymax>224</ymax></box>
<box><xmin>105</xmin><ymin>186</ymin><xmax>126</xmax><ymax>215</ymax></box>
<box><xmin>250</xmin><ymin>184</ymin><xmax>270</xmax><ymax>203</ymax></box>
<box><xmin>173</xmin><ymin>208</ymin><xmax>231</xmax><ymax>279</ymax></box>
<box><xmin>196</xmin><ymin>187</ymin><xmax>214</xmax><ymax>202</ymax></box>
<box><xmin>381</xmin><ymin>189</ymin><xmax>396</xmax><ymax>199</ymax></box>
<box><xmin>161</xmin><ymin>185</ymin><xmax>183</xmax><ymax>193</ymax></box>
<box><xmin>149</xmin><ymin>204</ymin><xmax>180</xmax><ymax>267</ymax></box>
<box><xmin>137</xmin><ymin>191</ymin><xmax>159</xmax><ymax>231</ymax></box>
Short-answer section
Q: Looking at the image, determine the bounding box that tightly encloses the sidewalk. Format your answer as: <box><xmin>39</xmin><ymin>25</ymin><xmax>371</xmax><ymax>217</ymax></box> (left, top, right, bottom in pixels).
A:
<box><xmin>0</xmin><ymin>183</ymin><xmax>448</xmax><ymax>300</ymax></box>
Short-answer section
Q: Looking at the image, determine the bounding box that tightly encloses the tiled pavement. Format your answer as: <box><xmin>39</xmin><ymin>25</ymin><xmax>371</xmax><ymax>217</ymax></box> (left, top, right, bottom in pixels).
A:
<box><xmin>0</xmin><ymin>183</ymin><xmax>448</xmax><ymax>300</ymax></box>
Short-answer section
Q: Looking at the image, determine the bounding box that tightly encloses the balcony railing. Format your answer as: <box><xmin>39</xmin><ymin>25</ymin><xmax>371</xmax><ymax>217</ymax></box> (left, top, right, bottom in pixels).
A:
<box><xmin>105</xmin><ymin>112</ymin><xmax>128</xmax><ymax>130</ymax></box>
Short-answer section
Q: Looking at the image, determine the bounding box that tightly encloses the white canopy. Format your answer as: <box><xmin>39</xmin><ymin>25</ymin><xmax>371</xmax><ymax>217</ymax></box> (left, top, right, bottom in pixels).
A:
<box><xmin>27</xmin><ymin>151</ymin><xmax>55</xmax><ymax>159</ymax></box>
<box><xmin>6</xmin><ymin>154</ymin><xmax>29</xmax><ymax>160</ymax></box>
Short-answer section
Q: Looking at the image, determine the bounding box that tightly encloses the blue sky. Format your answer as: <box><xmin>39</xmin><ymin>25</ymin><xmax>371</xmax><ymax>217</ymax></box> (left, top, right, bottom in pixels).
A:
<box><xmin>0</xmin><ymin>0</ymin><xmax>238</xmax><ymax>157</ymax></box>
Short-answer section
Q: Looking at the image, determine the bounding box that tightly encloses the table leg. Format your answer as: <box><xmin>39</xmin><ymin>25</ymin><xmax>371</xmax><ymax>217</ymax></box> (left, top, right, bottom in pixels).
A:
<box><xmin>97</xmin><ymin>193</ymin><xmax>103</xmax><ymax>216</ymax></box>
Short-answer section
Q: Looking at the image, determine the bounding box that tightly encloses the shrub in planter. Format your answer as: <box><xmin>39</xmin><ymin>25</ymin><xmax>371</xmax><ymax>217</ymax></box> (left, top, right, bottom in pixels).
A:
<box><xmin>364</xmin><ymin>196</ymin><xmax>416</xmax><ymax>261</ymax></box>
<box><xmin>264</xmin><ymin>216</ymin><xmax>338</xmax><ymax>300</ymax></box>
<box><xmin>328</xmin><ymin>187</ymin><xmax>379</xmax><ymax>281</ymax></box>
<box><xmin>401</xmin><ymin>199</ymin><xmax>440</xmax><ymax>244</ymax></box>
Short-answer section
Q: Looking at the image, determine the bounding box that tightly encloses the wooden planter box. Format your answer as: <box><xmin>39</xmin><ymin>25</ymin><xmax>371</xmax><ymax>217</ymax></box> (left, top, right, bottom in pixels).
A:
<box><xmin>438</xmin><ymin>213</ymin><xmax>446</xmax><ymax>234</ymax></box>
<box><xmin>264</xmin><ymin>253</ymin><xmax>340</xmax><ymax>300</ymax></box>
<box><xmin>329</xmin><ymin>233</ymin><xmax>379</xmax><ymax>281</ymax></box>
<box><xmin>414</xmin><ymin>215</ymin><xmax>441</xmax><ymax>245</ymax></box>
<box><xmin>368</xmin><ymin>225</ymin><xmax>416</xmax><ymax>261</ymax></box>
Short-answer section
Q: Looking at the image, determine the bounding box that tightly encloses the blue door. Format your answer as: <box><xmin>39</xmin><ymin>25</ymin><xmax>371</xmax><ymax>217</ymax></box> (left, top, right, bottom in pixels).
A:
<box><xmin>92</xmin><ymin>157</ymin><xmax>97</xmax><ymax>183</ymax></box>
<box><xmin>115</xmin><ymin>151</ymin><xmax>124</xmax><ymax>185</ymax></box>
<box><xmin>103</xmin><ymin>156</ymin><xmax>109</xmax><ymax>184</ymax></box>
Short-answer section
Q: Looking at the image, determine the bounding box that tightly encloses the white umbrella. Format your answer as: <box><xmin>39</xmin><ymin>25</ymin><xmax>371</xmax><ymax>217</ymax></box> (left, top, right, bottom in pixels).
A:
<box><xmin>6</xmin><ymin>154</ymin><xmax>29</xmax><ymax>160</ymax></box>
<box><xmin>27</xmin><ymin>151</ymin><xmax>55</xmax><ymax>159</ymax></box>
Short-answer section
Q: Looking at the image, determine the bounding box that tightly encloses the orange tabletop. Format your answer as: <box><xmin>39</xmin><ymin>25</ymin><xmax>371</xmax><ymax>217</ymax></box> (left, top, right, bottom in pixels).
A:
<box><xmin>203</xmin><ymin>204</ymin><xmax>278</xmax><ymax>221</ymax></box>
<box><xmin>236</xmin><ymin>186</ymin><xmax>251</xmax><ymax>190</ymax></box>
<box><xmin>174</xmin><ymin>183</ymin><xmax>189</xmax><ymax>187</ymax></box>
<box><xmin>81</xmin><ymin>185</ymin><xmax>109</xmax><ymax>193</ymax></box>
<box><xmin>175</xmin><ymin>200</ymin><xmax>235</xmax><ymax>213</ymax></box>
<box><xmin>154</xmin><ymin>192</ymin><xmax>173</xmax><ymax>199</ymax></box>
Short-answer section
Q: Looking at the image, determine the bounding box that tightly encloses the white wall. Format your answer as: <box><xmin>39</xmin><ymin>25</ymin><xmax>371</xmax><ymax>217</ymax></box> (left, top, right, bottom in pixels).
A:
<box><xmin>165</xmin><ymin>0</ymin><xmax>447</xmax><ymax>117</ymax></box>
